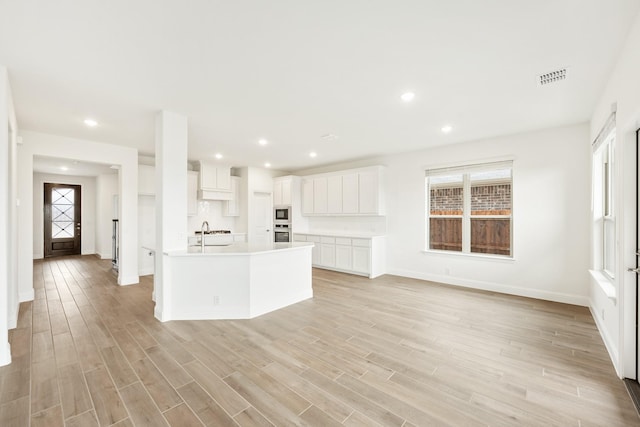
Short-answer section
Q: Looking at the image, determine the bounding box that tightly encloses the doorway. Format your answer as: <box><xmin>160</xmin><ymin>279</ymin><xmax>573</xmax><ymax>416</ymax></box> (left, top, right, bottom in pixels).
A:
<box><xmin>44</xmin><ymin>183</ymin><xmax>81</xmax><ymax>257</ymax></box>
<box><xmin>252</xmin><ymin>192</ymin><xmax>272</xmax><ymax>244</ymax></box>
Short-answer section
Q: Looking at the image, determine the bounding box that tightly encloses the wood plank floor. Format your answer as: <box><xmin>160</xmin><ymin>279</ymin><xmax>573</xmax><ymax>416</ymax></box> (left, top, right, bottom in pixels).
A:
<box><xmin>0</xmin><ymin>255</ymin><xmax>638</xmax><ymax>426</ymax></box>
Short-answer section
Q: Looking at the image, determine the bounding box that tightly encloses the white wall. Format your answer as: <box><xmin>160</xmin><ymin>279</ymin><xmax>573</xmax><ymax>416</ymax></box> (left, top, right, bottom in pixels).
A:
<box><xmin>295</xmin><ymin>123</ymin><xmax>591</xmax><ymax>306</ymax></box>
<box><xmin>139</xmin><ymin>195</ymin><xmax>155</xmax><ymax>275</ymax></box>
<box><xmin>187</xmin><ymin>200</ymin><xmax>236</xmax><ymax>233</ymax></box>
<box><xmin>96</xmin><ymin>173</ymin><xmax>118</xmax><ymax>259</ymax></box>
<box><xmin>385</xmin><ymin>124</ymin><xmax>590</xmax><ymax>305</ymax></box>
<box><xmin>589</xmin><ymin>10</ymin><xmax>640</xmax><ymax>378</ymax></box>
<box><xmin>32</xmin><ymin>173</ymin><xmax>97</xmax><ymax>259</ymax></box>
<box><xmin>18</xmin><ymin>131</ymin><xmax>139</xmax><ymax>291</ymax></box>
<box><xmin>0</xmin><ymin>65</ymin><xmax>18</xmax><ymax>366</ymax></box>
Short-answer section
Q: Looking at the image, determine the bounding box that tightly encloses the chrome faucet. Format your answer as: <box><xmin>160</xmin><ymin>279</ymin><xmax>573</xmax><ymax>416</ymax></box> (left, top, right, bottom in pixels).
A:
<box><xmin>200</xmin><ymin>221</ymin><xmax>210</xmax><ymax>251</ymax></box>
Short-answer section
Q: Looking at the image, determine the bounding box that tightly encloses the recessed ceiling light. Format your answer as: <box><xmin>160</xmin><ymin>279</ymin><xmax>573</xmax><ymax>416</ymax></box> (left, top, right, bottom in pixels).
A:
<box><xmin>215</xmin><ymin>153</ymin><xmax>223</xmax><ymax>159</ymax></box>
<box><xmin>264</xmin><ymin>162</ymin><xmax>271</xmax><ymax>168</ymax></box>
<box><xmin>441</xmin><ymin>125</ymin><xmax>453</xmax><ymax>134</ymax></box>
<box><xmin>309</xmin><ymin>152</ymin><xmax>317</xmax><ymax>158</ymax></box>
<box><xmin>401</xmin><ymin>92</ymin><xmax>415</xmax><ymax>102</ymax></box>
<box><xmin>60</xmin><ymin>166</ymin><xmax>69</xmax><ymax>171</ymax></box>
<box><xmin>258</xmin><ymin>139</ymin><xmax>268</xmax><ymax>146</ymax></box>
<box><xmin>84</xmin><ymin>118</ymin><xmax>98</xmax><ymax>127</ymax></box>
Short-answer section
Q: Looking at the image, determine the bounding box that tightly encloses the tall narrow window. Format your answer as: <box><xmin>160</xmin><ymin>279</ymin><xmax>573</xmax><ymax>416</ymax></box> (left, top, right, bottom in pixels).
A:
<box><xmin>593</xmin><ymin>128</ymin><xmax>616</xmax><ymax>279</ymax></box>
<box><xmin>426</xmin><ymin>161</ymin><xmax>513</xmax><ymax>257</ymax></box>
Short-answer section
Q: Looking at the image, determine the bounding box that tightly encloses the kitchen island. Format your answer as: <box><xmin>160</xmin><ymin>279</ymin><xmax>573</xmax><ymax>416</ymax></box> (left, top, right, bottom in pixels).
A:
<box><xmin>156</xmin><ymin>242</ymin><xmax>314</xmax><ymax>321</ymax></box>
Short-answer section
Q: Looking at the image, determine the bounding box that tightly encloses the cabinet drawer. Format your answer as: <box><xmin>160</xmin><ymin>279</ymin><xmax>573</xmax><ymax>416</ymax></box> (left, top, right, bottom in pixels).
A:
<box><xmin>335</xmin><ymin>237</ymin><xmax>351</xmax><ymax>246</ymax></box>
<box><xmin>306</xmin><ymin>235</ymin><xmax>321</xmax><ymax>243</ymax></box>
<box><xmin>352</xmin><ymin>238</ymin><xmax>371</xmax><ymax>247</ymax></box>
<box><xmin>292</xmin><ymin>234</ymin><xmax>307</xmax><ymax>242</ymax></box>
<box><xmin>320</xmin><ymin>236</ymin><xmax>336</xmax><ymax>244</ymax></box>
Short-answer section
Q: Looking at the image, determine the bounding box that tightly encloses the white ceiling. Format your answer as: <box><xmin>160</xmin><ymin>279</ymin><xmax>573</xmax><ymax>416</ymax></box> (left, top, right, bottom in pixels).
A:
<box><xmin>1</xmin><ymin>1</ymin><xmax>638</xmax><ymax>171</ymax></box>
<box><xmin>33</xmin><ymin>156</ymin><xmax>117</xmax><ymax>176</ymax></box>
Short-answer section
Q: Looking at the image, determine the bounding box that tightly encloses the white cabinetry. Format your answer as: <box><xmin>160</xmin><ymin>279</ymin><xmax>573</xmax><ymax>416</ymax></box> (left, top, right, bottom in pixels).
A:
<box><xmin>342</xmin><ymin>173</ymin><xmax>358</xmax><ymax>214</ymax></box>
<box><xmin>273</xmin><ymin>176</ymin><xmax>292</xmax><ymax>206</ymax></box>
<box><xmin>138</xmin><ymin>165</ymin><xmax>155</xmax><ymax>195</ymax></box>
<box><xmin>224</xmin><ymin>176</ymin><xmax>241</xmax><ymax>216</ymax></box>
<box><xmin>302</xmin><ymin>179</ymin><xmax>314</xmax><ymax>215</ymax></box>
<box><xmin>197</xmin><ymin>161</ymin><xmax>232</xmax><ymax>200</ymax></box>
<box><xmin>327</xmin><ymin>175</ymin><xmax>343</xmax><ymax>214</ymax></box>
<box><xmin>313</xmin><ymin>177</ymin><xmax>328</xmax><ymax>214</ymax></box>
<box><xmin>187</xmin><ymin>171</ymin><xmax>198</xmax><ymax>216</ymax></box>
<box><xmin>335</xmin><ymin>238</ymin><xmax>352</xmax><ymax>270</ymax></box>
<box><xmin>293</xmin><ymin>233</ymin><xmax>385</xmax><ymax>278</ymax></box>
<box><xmin>301</xmin><ymin>166</ymin><xmax>384</xmax><ymax>216</ymax></box>
<box><xmin>319</xmin><ymin>237</ymin><xmax>336</xmax><ymax>267</ymax></box>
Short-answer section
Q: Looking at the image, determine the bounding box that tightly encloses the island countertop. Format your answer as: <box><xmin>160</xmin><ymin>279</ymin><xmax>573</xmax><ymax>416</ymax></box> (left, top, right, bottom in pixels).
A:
<box><xmin>166</xmin><ymin>241</ymin><xmax>314</xmax><ymax>256</ymax></box>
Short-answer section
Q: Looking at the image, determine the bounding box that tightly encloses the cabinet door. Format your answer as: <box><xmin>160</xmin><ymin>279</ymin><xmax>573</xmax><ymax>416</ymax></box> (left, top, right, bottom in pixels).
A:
<box><xmin>313</xmin><ymin>177</ymin><xmax>328</xmax><ymax>214</ymax></box>
<box><xmin>187</xmin><ymin>171</ymin><xmax>198</xmax><ymax>216</ymax></box>
<box><xmin>273</xmin><ymin>180</ymin><xmax>283</xmax><ymax>206</ymax></box>
<box><xmin>138</xmin><ymin>165</ymin><xmax>155</xmax><ymax>195</ymax></box>
<box><xmin>335</xmin><ymin>245</ymin><xmax>352</xmax><ymax>270</ymax></box>
<box><xmin>199</xmin><ymin>163</ymin><xmax>217</xmax><ymax>190</ymax></box>
<box><xmin>320</xmin><ymin>243</ymin><xmax>336</xmax><ymax>267</ymax></box>
<box><xmin>302</xmin><ymin>179</ymin><xmax>314</xmax><ymax>215</ymax></box>
<box><xmin>327</xmin><ymin>175</ymin><xmax>343</xmax><ymax>214</ymax></box>
<box><xmin>282</xmin><ymin>178</ymin><xmax>292</xmax><ymax>205</ymax></box>
<box><xmin>224</xmin><ymin>176</ymin><xmax>240</xmax><ymax>216</ymax></box>
<box><xmin>216</xmin><ymin>166</ymin><xmax>231</xmax><ymax>191</ymax></box>
<box><xmin>352</xmin><ymin>246</ymin><xmax>371</xmax><ymax>274</ymax></box>
<box><xmin>358</xmin><ymin>170</ymin><xmax>378</xmax><ymax>214</ymax></box>
<box><xmin>342</xmin><ymin>173</ymin><xmax>359</xmax><ymax>213</ymax></box>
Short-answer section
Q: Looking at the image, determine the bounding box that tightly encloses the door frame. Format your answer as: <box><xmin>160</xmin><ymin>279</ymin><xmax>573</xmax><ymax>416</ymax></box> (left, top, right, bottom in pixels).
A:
<box><xmin>43</xmin><ymin>182</ymin><xmax>82</xmax><ymax>257</ymax></box>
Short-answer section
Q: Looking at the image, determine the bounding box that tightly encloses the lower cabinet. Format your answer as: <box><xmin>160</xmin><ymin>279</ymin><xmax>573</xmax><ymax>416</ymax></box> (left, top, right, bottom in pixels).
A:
<box><xmin>293</xmin><ymin>233</ymin><xmax>384</xmax><ymax>278</ymax></box>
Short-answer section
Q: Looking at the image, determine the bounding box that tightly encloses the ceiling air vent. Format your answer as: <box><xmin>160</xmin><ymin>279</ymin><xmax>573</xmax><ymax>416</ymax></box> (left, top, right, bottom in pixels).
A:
<box><xmin>537</xmin><ymin>68</ymin><xmax>568</xmax><ymax>86</ymax></box>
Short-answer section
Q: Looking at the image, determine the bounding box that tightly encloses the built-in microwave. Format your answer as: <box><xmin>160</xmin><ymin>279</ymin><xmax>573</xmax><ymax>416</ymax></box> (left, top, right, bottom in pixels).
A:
<box><xmin>274</xmin><ymin>206</ymin><xmax>291</xmax><ymax>223</ymax></box>
<box><xmin>274</xmin><ymin>223</ymin><xmax>291</xmax><ymax>242</ymax></box>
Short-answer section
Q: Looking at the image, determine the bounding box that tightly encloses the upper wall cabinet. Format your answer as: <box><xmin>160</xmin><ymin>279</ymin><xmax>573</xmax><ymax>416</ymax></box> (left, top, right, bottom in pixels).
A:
<box><xmin>138</xmin><ymin>164</ymin><xmax>155</xmax><ymax>195</ymax></box>
<box><xmin>301</xmin><ymin>166</ymin><xmax>385</xmax><ymax>216</ymax></box>
<box><xmin>197</xmin><ymin>161</ymin><xmax>232</xmax><ymax>200</ymax></box>
<box><xmin>224</xmin><ymin>176</ymin><xmax>241</xmax><ymax>217</ymax></box>
<box><xmin>273</xmin><ymin>176</ymin><xmax>293</xmax><ymax>206</ymax></box>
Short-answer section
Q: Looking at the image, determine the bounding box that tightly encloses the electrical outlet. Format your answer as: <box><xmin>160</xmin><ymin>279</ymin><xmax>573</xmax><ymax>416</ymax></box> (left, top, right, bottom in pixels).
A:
<box><xmin>601</xmin><ymin>309</ymin><xmax>605</xmax><ymax>320</ymax></box>
<box><xmin>444</xmin><ymin>268</ymin><xmax>451</xmax><ymax>275</ymax></box>
<box><xmin>213</xmin><ymin>296</ymin><xmax>220</xmax><ymax>306</ymax></box>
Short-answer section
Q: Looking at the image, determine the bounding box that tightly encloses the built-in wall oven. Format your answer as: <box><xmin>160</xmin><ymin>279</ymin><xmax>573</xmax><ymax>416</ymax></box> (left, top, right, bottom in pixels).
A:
<box><xmin>274</xmin><ymin>206</ymin><xmax>291</xmax><ymax>223</ymax></box>
<box><xmin>274</xmin><ymin>223</ymin><xmax>291</xmax><ymax>242</ymax></box>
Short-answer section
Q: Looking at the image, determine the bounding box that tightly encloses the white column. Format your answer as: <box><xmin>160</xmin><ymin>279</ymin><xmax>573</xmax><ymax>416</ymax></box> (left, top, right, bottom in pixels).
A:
<box><xmin>154</xmin><ymin>111</ymin><xmax>188</xmax><ymax>322</ymax></box>
<box><xmin>0</xmin><ymin>67</ymin><xmax>11</xmax><ymax>366</ymax></box>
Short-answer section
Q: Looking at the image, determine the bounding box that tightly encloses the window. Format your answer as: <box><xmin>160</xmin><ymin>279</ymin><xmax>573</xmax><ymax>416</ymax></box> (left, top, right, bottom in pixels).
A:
<box><xmin>592</xmin><ymin>128</ymin><xmax>616</xmax><ymax>279</ymax></box>
<box><xmin>426</xmin><ymin>161</ymin><xmax>513</xmax><ymax>257</ymax></box>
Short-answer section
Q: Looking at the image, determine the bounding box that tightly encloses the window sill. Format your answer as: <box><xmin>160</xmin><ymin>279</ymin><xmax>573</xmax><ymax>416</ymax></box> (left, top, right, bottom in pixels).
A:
<box><xmin>421</xmin><ymin>249</ymin><xmax>515</xmax><ymax>263</ymax></box>
<box><xmin>589</xmin><ymin>269</ymin><xmax>617</xmax><ymax>304</ymax></box>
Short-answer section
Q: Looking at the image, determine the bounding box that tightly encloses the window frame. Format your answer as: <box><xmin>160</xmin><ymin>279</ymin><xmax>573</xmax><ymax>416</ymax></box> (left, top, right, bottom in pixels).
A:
<box><xmin>593</xmin><ymin>131</ymin><xmax>616</xmax><ymax>280</ymax></box>
<box><xmin>425</xmin><ymin>161</ymin><xmax>513</xmax><ymax>258</ymax></box>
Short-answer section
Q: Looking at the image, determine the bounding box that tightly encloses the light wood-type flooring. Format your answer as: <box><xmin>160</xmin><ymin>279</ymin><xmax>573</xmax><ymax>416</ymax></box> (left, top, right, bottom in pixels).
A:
<box><xmin>0</xmin><ymin>255</ymin><xmax>638</xmax><ymax>426</ymax></box>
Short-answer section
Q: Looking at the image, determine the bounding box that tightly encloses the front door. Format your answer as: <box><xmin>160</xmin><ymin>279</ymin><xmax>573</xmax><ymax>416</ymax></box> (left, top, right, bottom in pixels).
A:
<box><xmin>44</xmin><ymin>183</ymin><xmax>81</xmax><ymax>257</ymax></box>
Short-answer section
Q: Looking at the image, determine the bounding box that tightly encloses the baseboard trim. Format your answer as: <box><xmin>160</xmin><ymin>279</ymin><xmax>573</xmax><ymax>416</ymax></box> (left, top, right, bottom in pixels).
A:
<box><xmin>138</xmin><ymin>268</ymin><xmax>154</xmax><ymax>277</ymax></box>
<box><xmin>0</xmin><ymin>343</ymin><xmax>11</xmax><ymax>367</ymax></box>
<box><xmin>118</xmin><ymin>275</ymin><xmax>139</xmax><ymax>286</ymax></box>
<box><xmin>19</xmin><ymin>289</ymin><xmax>34</xmax><ymax>302</ymax></box>
<box><xmin>624</xmin><ymin>379</ymin><xmax>640</xmax><ymax>417</ymax></box>
<box><xmin>590</xmin><ymin>301</ymin><xmax>621</xmax><ymax>377</ymax></box>
<box><xmin>96</xmin><ymin>252</ymin><xmax>112</xmax><ymax>260</ymax></box>
<box><xmin>387</xmin><ymin>268</ymin><xmax>590</xmax><ymax>307</ymax></box>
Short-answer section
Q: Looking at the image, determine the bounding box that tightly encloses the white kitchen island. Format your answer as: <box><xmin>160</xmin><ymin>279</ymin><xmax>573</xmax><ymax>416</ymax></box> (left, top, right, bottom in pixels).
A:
<box><xmin>157</xmin><ymin>242</ymin><xmax>314</xmax><ymax>321</ymax></box>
